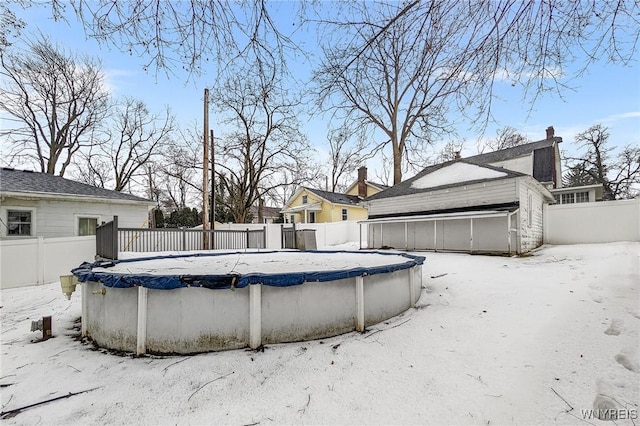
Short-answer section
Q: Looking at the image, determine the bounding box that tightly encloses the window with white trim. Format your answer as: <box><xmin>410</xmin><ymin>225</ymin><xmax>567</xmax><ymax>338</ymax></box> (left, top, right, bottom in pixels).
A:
<box><xmin>575</xmin><ymin>191</ymin><xmax>589</xmax><ymax>203</ymax></box>
<box><xmin>309</xmin><ymin>212</ymin><xmax>316</xmax><ymax>223</ymax></box>
<box><xmin>341</xmin><ymin>208</ymin><xmax>348</xmax><ymax>221</ymax></box>
<box><xmin>302</xmin><ymin>195</ymin><xmax>308</xmax><ymax>204</ymax></box>
<box><xmin>7</xmin><ymin>210</ymin><xmax>32</xmax><ymax>236</ymax></box>
<box><xmin>561</xmin><ymin>193</ymin><xmax>575</xmax><ymax>204</ymax></box>
<box><xmin>78</xmin><ymin>217</ymin><xmax>98</xmax><ymax>236</ymax></box>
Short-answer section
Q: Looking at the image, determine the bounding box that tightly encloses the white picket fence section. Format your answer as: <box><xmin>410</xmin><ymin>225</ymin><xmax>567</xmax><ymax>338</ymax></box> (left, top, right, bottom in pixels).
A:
<box><xmin>1</xmin><ymin>236</ymin><xmax>96</xmax><ymax>289</ymax></box>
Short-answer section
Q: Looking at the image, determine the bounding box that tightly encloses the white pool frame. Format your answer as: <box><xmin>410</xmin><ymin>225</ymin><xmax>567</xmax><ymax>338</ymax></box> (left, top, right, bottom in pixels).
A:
<box><xmin>80</xmin><ymin>253</ymin><xmax>423</xmax><ymax>355</ymax></box>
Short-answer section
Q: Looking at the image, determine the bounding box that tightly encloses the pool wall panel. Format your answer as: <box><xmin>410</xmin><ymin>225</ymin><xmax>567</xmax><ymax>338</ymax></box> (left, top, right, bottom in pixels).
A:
<box><xmin>261</xmin><ymin>278</ymin><xmax>356</xmax><ymax>344</ymax></box>
<box><xmin>145</xmin><ymin>287</ymin><xmax>250</xmax><ymax>353</ymax></box>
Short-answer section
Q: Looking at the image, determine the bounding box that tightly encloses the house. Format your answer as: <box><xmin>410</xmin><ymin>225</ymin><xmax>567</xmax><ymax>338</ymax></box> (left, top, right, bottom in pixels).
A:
<box><xmin>362</xmin><ymin>159</ymin><xmax>554</xmax><ymax>254</ymax></box>
<box><xmin>550</xmin><ymin>184</ymin><xmax>604</xmax><ymax>204</ymax></box>
<box><xmin>249</xmin><ymin>200</ymin><xmax>282</xmax><ymax>224</ymax></box>
<box><xmin>281</xmin><ymin>167</ymin><xmax>388</xmax><ymax>223</ymax></box>
<box><xmin>0</xmin><ymin>168</ymin><xmax>156</xmax><ymax>238</ymax></box>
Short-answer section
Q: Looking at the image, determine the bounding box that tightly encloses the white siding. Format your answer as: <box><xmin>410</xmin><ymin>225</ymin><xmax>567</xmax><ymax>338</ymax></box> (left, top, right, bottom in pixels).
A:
<box><xmin>488</xmin><ymin>154</ymin><xmax>532</xmax><ymax>176</ymax></box>
<box><xmin>368</xmin><ymin>178</ymin><xmax>518</xmax><ymax>217</ymax></box>
<box><xmin>1</xmin><ymin>197</ymin><xmax>151</xmax><ymax>238</ymax></box>
<box><xmin>518</xmin><ymin>178</ymin><xmax>546</xmax><ymax>253</ymax></box>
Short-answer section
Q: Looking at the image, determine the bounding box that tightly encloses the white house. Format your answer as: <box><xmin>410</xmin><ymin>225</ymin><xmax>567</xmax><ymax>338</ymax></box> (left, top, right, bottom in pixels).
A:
<box><xmin>0</xmin><ymin>168</ymin><xmax>156</xmax><ymax>289</ymax></box>
<box><xmin>362</xmin><ymin>161</ymin><xmax>554</xmax><ymax>254</ymax></box>
<box><xmin>0</xmin><ymin>168</ymin><xmax>156</xmax><ymax>239</ymax></box>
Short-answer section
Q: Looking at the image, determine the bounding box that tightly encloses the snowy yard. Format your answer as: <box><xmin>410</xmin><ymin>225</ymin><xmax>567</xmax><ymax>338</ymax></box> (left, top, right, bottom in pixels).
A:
<box><xmin>1</xmin><ymin>242</ymin><xmax>638</xmax><ymax>425</ymax></box>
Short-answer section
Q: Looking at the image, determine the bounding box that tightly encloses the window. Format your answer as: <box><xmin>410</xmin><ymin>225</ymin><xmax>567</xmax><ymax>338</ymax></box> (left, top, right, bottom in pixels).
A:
<box><xmin>341</xmin><ymin>208</ymin><xmax>348</xmax><ymax>221</ymax></box>
<box><xmin>302</xmin><ymin>195</ymin><xmax>308</xmax><ymax>204</ymax></box>
<box><xmin>309</xmin><ymin>212</ymin><xmax>316</xmax><ymax>223</ymax></box>
<box><xmin>561</xmin><ymin>193</ymin><xmax>575</xmax><ymax>204</ymax></box>
<box><xmin>290</xmin><ymin>215</ymin><xmax>295</xmax><ymax>223</ymax></box>
<box><xmin>7</xmin><ymin>210</ymin><xmax>32</xmax><ymax>236</ymax></box>
<box><xmin>78</xmin><ymin>217</ymin><xmax>98</xmax><ymax>236</ymax></box>
<box><xmin>575</xmin><ymin>191</ymin><xmax>589</xmax><ymax>203</ymax></box>
<box><xmin>553</xmin><ymin>194</ymin><xmax>561</xmax><ymax>204</ymax></box>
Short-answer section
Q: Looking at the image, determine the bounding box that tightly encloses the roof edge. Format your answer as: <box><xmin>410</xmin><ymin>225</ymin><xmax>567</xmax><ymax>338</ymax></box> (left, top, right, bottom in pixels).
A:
<box><xmin>0</xmin><ymin>190</ymin><xmax>157</xmax><ymax>206</ymax></box>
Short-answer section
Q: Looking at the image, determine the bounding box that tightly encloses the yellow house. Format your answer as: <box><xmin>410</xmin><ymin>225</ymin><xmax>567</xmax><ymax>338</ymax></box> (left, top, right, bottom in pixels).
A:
<box><xmin>281</xmin><ymin>167</ymin><xmax>388</xmax><ymax>223</ymax></box>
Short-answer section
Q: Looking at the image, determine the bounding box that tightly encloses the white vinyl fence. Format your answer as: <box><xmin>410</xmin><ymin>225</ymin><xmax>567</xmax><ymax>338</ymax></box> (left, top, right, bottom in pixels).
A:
<box><xmin>544</xmin><ymin>198</ymin><xmax>640</xmax><ymax>244</ymax></box>
<box><xmin>215</xmin><ymin>221</ymin><xmax>367</xmax><ymax>249</ymax></box>
<box><xmin>1</xmin><ymin>236</ymin><xmax>96</xmax><ymax>289</ymax></box>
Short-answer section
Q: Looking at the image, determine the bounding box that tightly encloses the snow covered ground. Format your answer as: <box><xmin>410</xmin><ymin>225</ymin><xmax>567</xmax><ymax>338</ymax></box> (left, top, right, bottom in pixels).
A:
<box><xmin>1</xmin><ymin>242</ymin><xmax>638</xmax><ymax>425</ymax></box>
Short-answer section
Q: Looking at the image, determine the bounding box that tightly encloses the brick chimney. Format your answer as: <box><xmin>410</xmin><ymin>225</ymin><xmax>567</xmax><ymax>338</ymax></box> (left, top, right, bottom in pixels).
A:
<box><xmin>357</xmin><ymin>166</ymin><xmax>367</xmax><ymax>198</ymax></box>
<box><xmin>546</xmin><ymin>126</ymin><xmax>555</xmax><ymax>139</ymax></box>
<box><xmin>454</xmin><ymin>151</ymin><xmax>461</xmax><ymax>160</ymax></box>
<box><xmin>258</xmin><ymin>198</ymin><xmax>264</xmax><ymax>224</ymax></box>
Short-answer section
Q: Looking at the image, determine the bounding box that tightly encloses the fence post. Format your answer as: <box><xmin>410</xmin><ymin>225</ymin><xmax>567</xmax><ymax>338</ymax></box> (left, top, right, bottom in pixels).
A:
<box><xmin>262</xmin><ymin>226</ymin><xmax>266</xmax><ymax>249</ymax></box>
<box><xmin>355</xmin><ymin>275</ymin><xmax>365</xmax><ymax>332</ymax></box>
<box><xmin>112</xmin><ymin>216</ymin><xmax>119</xmax><ymax>260</ymax></box>
<box><xmin>246</xmin><ymin>228</ymin><xmax>250</xmax><ymax>248</ymax></box>
<box><xmin>182</xmin><ymin>229</ymin><xmax>186</xmax><ymax>251</ymax></box>
<box><xmin>136</xmin><ymin>286</ymin><xmax>148</xmax><ymax>355</ymax></box>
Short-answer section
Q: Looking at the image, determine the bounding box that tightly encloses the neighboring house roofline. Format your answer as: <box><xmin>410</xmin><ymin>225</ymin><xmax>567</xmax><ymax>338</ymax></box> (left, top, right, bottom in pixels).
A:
<box><xmin>282</xmin><ymin>186</ymin><xmax>362</xmax><ymax>210</ymax></box>
<box><xmin>344</xmin><ymin>179</ymin><xmax>390</xmax><ymax>195</ymax></box>
<box><xmin>0</xmin><ymin>190</ymin><xmax>157</xmax><ymax>206</ymax></box>
<box><xmin>463</xmin><ymin>136</ymin><xmax>562</xmax><ymax>165</ymax></box>
<box><xmin>0</xmin><ymin>168</ymin><xmax>155</xmax><ymax>205</ymax></box>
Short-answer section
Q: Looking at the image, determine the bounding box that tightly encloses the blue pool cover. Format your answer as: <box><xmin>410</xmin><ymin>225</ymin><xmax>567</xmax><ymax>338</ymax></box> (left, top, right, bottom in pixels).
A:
<box><xmin>71</xmin><ymin>250</ymin><xmax>425</xmax><ymax>290</ymax></box>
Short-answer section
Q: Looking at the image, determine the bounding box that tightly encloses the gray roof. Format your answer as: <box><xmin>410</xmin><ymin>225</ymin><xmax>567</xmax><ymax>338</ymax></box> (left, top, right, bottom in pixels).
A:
<box><xmin>305</xmin><ymin>187</ymin><xmax>362</xmax><ymax>206</ymax></box>
<box><xmin>368</xmin><ymin>181</ymin><xmax>390</xmax><ymax>190</ymax></box>
<box><xmin>0</xmin><ymin>168</ymin><xmax>154</xmax><ymax>203</ymax></box>
<box><xmin>249</xmin><ymin>205</ymin><xmax>281</xmax><ymax>217</ymax></box>
<box><xmin>464</xmin><ymin>137</ymin><xmax>561</xmax><ymax>165</ymax></box>
<box><xmin>366</xmin><ymin>160</ymin><xmax>526</xmax><ymax>201</ymax></box>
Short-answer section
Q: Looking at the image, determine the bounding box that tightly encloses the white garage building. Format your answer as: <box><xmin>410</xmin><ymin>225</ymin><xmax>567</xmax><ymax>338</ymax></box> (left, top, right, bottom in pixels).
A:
<box><xmin>361</xmin><ymin>161</ymin><xmax>554</xmax><ymax>255</ymax></box>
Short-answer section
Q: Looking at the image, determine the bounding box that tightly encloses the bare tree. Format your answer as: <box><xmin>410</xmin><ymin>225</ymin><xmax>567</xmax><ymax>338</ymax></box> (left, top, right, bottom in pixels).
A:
<box><xmin>0</xmin><ymin>38</ymin><xmax>109</xmax><ymax>175</ymax></box>
<box><xmin>0</xmin><ymin>3</ymin><xmax>25</xmax><ymax>52</ymax></box>
<box><xmin>62</xmin><ymin>0</ymin><xmax>300</xmax><ymax>77</ymax></box>
<box><xmin>154</xmin><ymin>123</ymin><xmax>203</xmax><ymax>210</ymax></box>
<box><xmin>315</xmin><ymin>2</ymin><xmax>455</xmax><ymax>184</ymax></box>
<box><xmin>565</xmin><ymin>124</ymin><xmax>640</xmax><ymax>200</ymax></box>
<box><xmin>75</xmin><ymin>98</ymin><xmax>175</xmax><ymax>191</ymax></box>
<box><xmin>480</xmin><ymin>126</ymin><xmax>530</xmax><ymax>153</ymax></box>
<box><xmin>325</xmin><ymin>126</ymin><xmax>374</xmax><ymax>192</ymax></box>
<box><xmin>314</xmin><ymin>1</ymin><xmax>639</xmax><ymax>184</ymax></box>
<box><xmin>433</xmin><ymin>140</ymin><xmax>466</xmax><ymax>164</ymax></box>
<box><xmin>211</xmin><ymin>62</ymin><xmax>313</xmax><ymax>223</ymax></box>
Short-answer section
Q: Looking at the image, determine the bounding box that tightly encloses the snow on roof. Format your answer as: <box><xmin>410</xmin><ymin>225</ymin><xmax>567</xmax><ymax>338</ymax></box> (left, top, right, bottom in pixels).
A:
<box><xmin>410</xmin><ymin>162</ymin><xmax>508</xmax><ymax>190</ymax></box>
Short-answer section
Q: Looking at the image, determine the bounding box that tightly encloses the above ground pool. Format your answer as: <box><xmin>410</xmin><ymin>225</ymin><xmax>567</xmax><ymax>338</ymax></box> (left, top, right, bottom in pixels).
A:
<box><xmin>72</xmin><ymin>250</ymin><xmax>425</xmax><ymax>354</ymax></box>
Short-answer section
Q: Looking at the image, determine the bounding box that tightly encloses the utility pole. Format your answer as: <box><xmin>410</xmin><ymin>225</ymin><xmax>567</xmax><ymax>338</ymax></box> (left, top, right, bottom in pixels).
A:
<box><xmin>202</xmin><ymin>88</ymin><xmax>210</xmax><ymax>249</ymax></box>
<box><xmin>210</xmin><ymin>129</ymin><xmax>216</xmax><ymax>249</ymax></box>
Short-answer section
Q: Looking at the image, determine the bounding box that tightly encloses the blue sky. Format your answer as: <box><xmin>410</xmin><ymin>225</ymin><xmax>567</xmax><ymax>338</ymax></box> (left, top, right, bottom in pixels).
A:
<box><xmin>3</xmin><ymin>2</ymin><xmax>639</xmax><ymax>184</ymax></box>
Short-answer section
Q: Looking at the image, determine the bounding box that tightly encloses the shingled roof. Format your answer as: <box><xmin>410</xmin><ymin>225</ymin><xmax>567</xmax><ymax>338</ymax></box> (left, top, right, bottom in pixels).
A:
<box><xmin>305</xmin><ymin>187</ymin><xmax>362</xmax><ymax>206</ymax></box>
<box><xmin>0</xmin><ymin>168</ymin><xmax>154</xmax><ymax>204</ymax></box>
<box><xmin>464</xmin><ymin>137</ymin><xmax>561</xmax><ymax>165</ymax></box>
<box><xmin>366</xmin><ymin>160</ymin><xmax>526</xmax><ymax>201</ymax></box>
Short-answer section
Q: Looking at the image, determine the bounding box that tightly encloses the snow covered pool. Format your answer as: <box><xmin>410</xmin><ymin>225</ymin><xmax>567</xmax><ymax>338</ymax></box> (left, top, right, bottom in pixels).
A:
<box><xmin>72</xmin><ymin>250</ymin><xmax>424</xmax><ymax>354</ymax></box>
